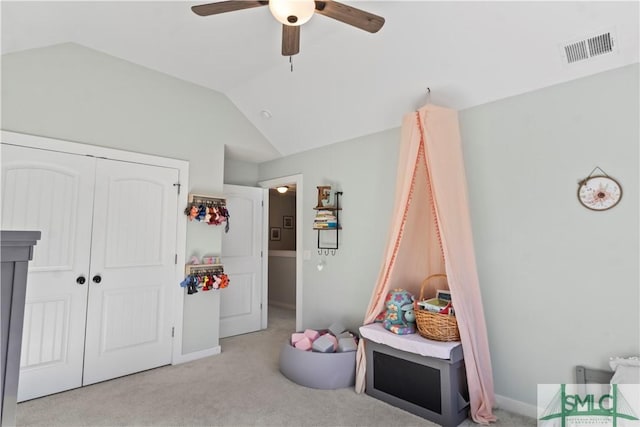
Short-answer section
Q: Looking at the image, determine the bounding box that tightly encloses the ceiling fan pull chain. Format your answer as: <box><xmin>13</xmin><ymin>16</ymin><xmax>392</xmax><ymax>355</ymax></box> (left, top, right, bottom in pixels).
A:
<box><xmin>290</xmin><ymin>56</ymin><xmax>294</xmax><ymax>72</ymax></box>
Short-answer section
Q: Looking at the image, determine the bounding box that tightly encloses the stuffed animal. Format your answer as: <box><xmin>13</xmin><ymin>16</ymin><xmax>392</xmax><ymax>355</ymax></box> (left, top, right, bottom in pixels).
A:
<box><xmin>219</xmin><ymin>274</ymin><xmax>230</xmax><ymax>289</ymax></box>
<box><xmin>212</xmin><ymin>275</ymin><xmax>222</xmax><ymax>289</ymax></box>
<box><xmin>404</xmin><ymin>305</ymin><xmax>416</xmax><ymax>323</ymax></box>
<box><xmin>381</xmin><ymin>288</ymin><xmax>416</xmax><ymax>335</ymax></box>
<box><xmin>180</xmin><ymin>276</ymin><xmax>198</xmax><ymax>294</ymax></box>
<box><xmin>185</xmin><ymin>205</ymin><xmax>198</xmax><ymax>221</ymax></box>
<box><xmin>197</xmin><ymin>205</ymin><xmax>207</xmax><ymax>221</ymax></box>
<box><xmin>202</xmin><ymin>275</ymin><xmax>211</xmax><ymax>291</ymax></box>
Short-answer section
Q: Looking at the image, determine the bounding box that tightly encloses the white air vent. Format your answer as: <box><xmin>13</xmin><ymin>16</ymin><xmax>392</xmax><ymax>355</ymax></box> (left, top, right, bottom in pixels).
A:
<box><xmin>562</xmin><ymin>31</ymin><xmax>616</xmax><ymax>64</ymax></box>
<box><xmin>564</xmin><ymin>40</ymin><xmax>589</xmax><ymax>63</ymax></box>
<box><xmin>587</xmin><ymin>32</ymin><xmax>614</xmax><ymax>57</ymax></box>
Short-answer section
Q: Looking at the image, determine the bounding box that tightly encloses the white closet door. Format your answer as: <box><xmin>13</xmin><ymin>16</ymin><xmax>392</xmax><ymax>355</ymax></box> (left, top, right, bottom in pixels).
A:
<box><xmin>1</xmin><ymin>144</ymin><xmax>95</xmax><ymax>402</ymax></box>
<box><xmin>82</xmin><ymin>159</ymin><xmax>178</xmax><ymax>385</ymax></box>
<box><xmin>220</xmin><ymin>185</ymin><xmax>264</xmax><ymax>338</ymax></box>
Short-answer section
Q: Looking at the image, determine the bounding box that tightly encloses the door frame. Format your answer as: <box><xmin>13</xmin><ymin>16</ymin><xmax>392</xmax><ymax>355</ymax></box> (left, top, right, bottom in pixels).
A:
<box><xmin>0</xmin><ymin>131</ymin><xmax>190</xmax><ymax>365</ymax></box>
<box><xmin>258</xmin><ymin>174</ymin><xmax>303</xmax><ymax>331</ymax></box>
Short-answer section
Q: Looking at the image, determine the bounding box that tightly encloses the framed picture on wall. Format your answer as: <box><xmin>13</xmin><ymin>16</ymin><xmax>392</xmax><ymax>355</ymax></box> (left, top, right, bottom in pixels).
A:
<box><xmin>270</xmin><ymin>227</ymin><xmax>281</xmax><ymax>241</ymax></box>
<box><xmin>283</xmin><ymin>216</ymin><xmax>294</xmax><ymax>229</ymax></box>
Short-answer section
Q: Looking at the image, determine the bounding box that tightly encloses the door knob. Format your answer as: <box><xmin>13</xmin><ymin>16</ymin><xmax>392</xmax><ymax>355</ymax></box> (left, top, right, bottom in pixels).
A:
<box><xmin>92</xmin><ymin>275</ymin><xmax>102</xmax><ymax>284</ymax></box>
<box><xmin>76</xmin><ymin>276</ymin><xmax>86</xmax><ymax>285</ymax></box>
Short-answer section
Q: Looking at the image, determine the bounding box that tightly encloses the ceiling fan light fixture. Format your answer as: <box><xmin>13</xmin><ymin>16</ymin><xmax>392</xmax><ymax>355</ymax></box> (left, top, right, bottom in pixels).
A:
<box><xmin>276</xmin><ymin>186</ymin><xmax>289</xmax><ymax>194</ymax></box>
<box><xmin>269</xmin><ymin>0</ymin><xmax>315</xmax><ymax>26</ymax></box>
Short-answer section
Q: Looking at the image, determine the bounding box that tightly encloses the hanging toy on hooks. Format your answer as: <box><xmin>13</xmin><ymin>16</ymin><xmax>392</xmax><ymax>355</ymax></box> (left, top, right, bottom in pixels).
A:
<box><xmin>208</xmin><ymin>207</ymin><xmax>220</xmax><ymax>225</ymax></box>
<box><xmin>184</xmin><ymin>205</ymin><xmax>199</xmax><ymax>221</ymax></box>
<box><xmin>179</xmin><ymin>275</ymin><xmax>199</xmax><ymax>294</ymax></box>
<box><xmin>197</xmin><ymin>205</ymin><xmax>207</xmax><ymax>221</ymax></box>
<box><xmin>202</xmin><ymin>275</ymin><xmax>211</xmax><ymax>291</ymax></box>
<box><xmin>219</xmin><ymin>273</ymin><xmax>230</xmax><ymax>289</ymax></box>
<box><xmin>184</xmin><ymin>195</ymin><xmax>230</xmax><ymax>231</ymax></box>
<box><xmin>212</xmin><ymin>274</ymin><xmax>222</xmax><ymax>289</ymax></box>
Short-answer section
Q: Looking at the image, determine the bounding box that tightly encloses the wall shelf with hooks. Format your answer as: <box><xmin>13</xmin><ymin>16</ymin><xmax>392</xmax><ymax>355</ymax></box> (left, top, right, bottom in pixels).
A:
<box><xmin>184</xmin><ymin>193</ymin><xmax>230</xmax><ymax>230</ymax></box>
<box><xmin>189</xmin><ymin>193</ymin><xmax>226</xmax><ymax>206</ymax></box>
<box><xmin>181</xmin><ymin>193</ymin><xmax>230</xmax><ymax>294</ymax></box>
<box><xmin>181</xmin><ymin>263</ymin><xmax>228</xmax><ymax>294</ymax></box>
<box><xmin>313</xmin><ymin>190</ymin><xmax>342</xmax><ymax>256</ymax></box>
<box><xmin>185</xmin><ymin>264</ymin><xmax>225</xmax><ymax>276</ymax></box>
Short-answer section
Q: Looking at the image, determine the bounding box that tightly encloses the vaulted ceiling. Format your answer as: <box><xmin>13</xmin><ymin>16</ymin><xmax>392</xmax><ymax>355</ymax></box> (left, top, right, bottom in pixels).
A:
<box><xmin>2</xmin><ymin>1</ymin><xmax>639</xmax><ymax>162</ymax></box>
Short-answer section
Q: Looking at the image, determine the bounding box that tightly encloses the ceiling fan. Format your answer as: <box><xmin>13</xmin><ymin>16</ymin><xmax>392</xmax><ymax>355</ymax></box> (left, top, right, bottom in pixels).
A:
<box><xmin>191</xmin><ymin>0</ymin><xmax>385</xmax><ymax>56</ymax></box>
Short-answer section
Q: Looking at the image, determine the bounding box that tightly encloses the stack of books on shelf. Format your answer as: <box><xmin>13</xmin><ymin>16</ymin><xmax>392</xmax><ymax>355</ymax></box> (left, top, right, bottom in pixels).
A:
<box><xmin>314</xmin><ymin>210</ymin><xmax>338</xmax><ymax>229</ymax></box>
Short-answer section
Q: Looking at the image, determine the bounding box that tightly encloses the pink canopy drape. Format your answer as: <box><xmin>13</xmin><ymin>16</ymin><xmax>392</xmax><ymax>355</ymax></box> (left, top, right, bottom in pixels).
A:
<box><xmin>355</xmin><ymin>104</ymin><xmax>496</xmax><ymax>424</ymax></box>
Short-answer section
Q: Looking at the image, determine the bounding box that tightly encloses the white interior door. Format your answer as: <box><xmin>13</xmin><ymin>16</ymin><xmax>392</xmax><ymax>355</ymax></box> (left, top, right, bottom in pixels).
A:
<box><xmin>1</xmin><ymin>144</ymin><xmax>95</xmax><ymax>402</ymax></box>
<box><xmin>82</xmin><ymin>159</ymin><xmax>178</xmax><ymax>385</ymax></box>
<box><xmin>220</xmin><ymin>185</ymin><xmax>264</xmax><ymax>338</ymax></box>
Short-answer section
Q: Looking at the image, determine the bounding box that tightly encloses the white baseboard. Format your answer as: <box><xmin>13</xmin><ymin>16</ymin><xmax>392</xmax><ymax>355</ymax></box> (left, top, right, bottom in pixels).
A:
<box><xmin>495</xmin><ymin>394</ymin><xmax>538</xmax><ymax>419</ymax></box>
<box><xmin>173</xmin><ymin>345</ymin><xmax>221</xmax><ymax>365</ymax></box>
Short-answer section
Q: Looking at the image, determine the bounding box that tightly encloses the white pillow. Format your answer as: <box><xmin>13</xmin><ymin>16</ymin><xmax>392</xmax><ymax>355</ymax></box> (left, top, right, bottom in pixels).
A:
<box><xmin>610</xmin><ymin>356</ymin><xmax>640</xmax><ymax>370</ymax></box>
<box><xmin>609</xmin><ymin>356</ymin><xmax>640</xmax><ymax>384</ymax></box>
<box><xmin>611</xmin><ymin>365</ymin><xmax>640</xmax><ymax>384</ymax></box>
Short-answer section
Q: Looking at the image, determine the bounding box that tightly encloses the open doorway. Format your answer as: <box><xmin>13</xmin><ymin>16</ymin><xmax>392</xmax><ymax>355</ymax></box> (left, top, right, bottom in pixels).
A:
<box><xmin>259</xmin><ymin>175</ymin><xmax>303</xmax><ymax>332</ymax></box>
<box><xmin>267</xmin><ymin>186</ymin><xmax>296</xmax><ymax>309</ymax></box>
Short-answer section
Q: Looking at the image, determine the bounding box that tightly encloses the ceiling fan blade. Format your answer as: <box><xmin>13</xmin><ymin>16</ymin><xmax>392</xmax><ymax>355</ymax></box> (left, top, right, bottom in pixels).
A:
<box><xmin>314</xmin><ymin>1</ymin><xmax>384</xmax><ymax>33</ymax></box>
<box><xmin>282</xmin><ymin>25</ymin><xmax>300</xmax><ymax>56</ymax></box>
<box><xmin>191</xmin><ymin>1</ymin><xmax>268</xmax><ymax>17</ymax></box>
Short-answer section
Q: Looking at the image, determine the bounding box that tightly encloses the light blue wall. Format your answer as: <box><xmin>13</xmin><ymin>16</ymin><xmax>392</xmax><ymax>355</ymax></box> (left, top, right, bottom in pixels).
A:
<box><xmin>258</xmin><ymin>64</ymin><xmax>639</xmax><ymax>408</ymax></box>
<box><xmin>224</xmin><ymin>158</ymin><xmax>259</xmax><ymax>186</ymax></box>
<box><xmin>459</xmin><ymin>63</ymin><xmax>639</xmax><ymax>406</ymax></box>
<box><xmin>1</xmin><ymin>43</ymin><xmax>273</xmax><ymax>355</ymax></box>
<box><xmin>259</xmin><ymin>128</ymin><xmax>401</xmax><ymax>329</ymax></box>
<box><xmin>268</xmin><ymin>253</ymin><xmax>296</xmax><ymax>309</ymax></box>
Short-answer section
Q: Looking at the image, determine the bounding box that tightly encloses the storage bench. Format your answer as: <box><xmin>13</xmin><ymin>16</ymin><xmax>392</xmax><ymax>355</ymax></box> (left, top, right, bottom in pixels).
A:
<box><xmin>360</xmin><ymin>323</ymin><xmax>469</xmax><ymax>427</ymax></box>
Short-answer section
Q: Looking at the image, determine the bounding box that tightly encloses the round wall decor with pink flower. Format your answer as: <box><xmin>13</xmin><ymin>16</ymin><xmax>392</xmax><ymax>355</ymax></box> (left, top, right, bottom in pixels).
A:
<box><xmin>577</xmin><ymin>174</ymin><xmax>623</xmax><ymax>211</ymax></box>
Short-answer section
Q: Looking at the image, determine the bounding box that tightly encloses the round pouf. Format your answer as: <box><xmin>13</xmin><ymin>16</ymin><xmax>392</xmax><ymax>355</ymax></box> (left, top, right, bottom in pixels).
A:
<box><xmin>279</xmin><ymin>341</ymin><xmax>356</xmax><ymax>389</ymax></box>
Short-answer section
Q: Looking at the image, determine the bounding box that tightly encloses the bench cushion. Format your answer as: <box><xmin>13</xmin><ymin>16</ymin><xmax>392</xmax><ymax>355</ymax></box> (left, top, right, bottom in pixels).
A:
<box><xmin>359</xmin><ymin>323</ymin><xmax>461</xmax><ymax>360</ymax></box>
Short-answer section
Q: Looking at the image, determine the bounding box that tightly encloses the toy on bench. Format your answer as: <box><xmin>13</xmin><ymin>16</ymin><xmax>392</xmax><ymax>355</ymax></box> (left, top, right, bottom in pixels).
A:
<box><xmin>374</xmin><ymin>288</ymin><xmax>416</xmax><ymax>335</ymax></box>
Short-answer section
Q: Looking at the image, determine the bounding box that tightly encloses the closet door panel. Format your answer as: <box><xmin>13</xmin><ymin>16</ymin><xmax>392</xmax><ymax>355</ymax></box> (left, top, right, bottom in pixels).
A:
<box><xmin>83</xmin><ymin>159</ymin><xmax>178</xmax><ymax>386</ymax></box>
<box><xmin>1</xmin><ymin>144</ymin><xmax>95</xmax><ymax>401</ymax></box>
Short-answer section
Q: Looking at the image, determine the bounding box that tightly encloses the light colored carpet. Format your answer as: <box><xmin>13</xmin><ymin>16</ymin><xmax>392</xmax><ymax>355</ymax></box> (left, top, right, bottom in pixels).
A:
<box><xmin>16</xmin><ymin>306</ymin><xmax>535</xmax><ymax>426</ymax></box>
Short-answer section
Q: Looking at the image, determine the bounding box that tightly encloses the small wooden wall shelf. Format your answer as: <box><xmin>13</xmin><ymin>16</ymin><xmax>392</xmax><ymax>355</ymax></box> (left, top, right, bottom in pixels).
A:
<box><xmin>185</xmin><ymin>193</ymin><xmax>230</xmax><ymax>230</ymax></box>
<box><xmin>188</xmin><ymin>193</ymin><xmax>226</xmax><ymax>207</ymax></box>
<box><xmin>313</xmin><ymin>190</ymin><xmax>342</xmax><ymax>255</ymax></box>
<box><xmin>185</xmin><ymin>264</ymin><xmax>224</xmax><ymax>276</ymax></box>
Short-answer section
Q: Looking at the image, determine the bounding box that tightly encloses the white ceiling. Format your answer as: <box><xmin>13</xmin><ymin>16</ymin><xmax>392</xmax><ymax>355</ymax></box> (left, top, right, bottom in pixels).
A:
<box><xmin>2</xmin><ymin>1</ymin><xmax>639</xmax><ymax>163</ymax></box>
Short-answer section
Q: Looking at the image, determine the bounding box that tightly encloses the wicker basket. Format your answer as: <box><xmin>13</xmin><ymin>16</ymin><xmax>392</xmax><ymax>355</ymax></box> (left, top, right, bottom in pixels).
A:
<box><xmin>415</xmin><ymin>274</ymin><xmax>460</xmax><ymax>342</ymax></box>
